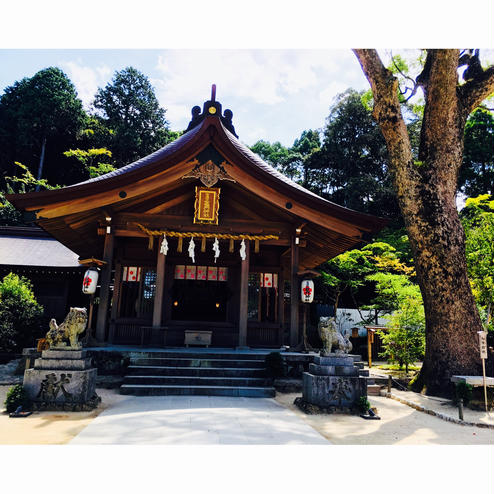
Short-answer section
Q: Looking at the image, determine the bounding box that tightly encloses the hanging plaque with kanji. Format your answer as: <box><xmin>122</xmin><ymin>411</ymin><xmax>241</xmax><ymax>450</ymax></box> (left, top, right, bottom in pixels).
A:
<box><xmin>194</xmin><ymin>186</ymin><xmax>220</xmax><ymax>225</ymax></box>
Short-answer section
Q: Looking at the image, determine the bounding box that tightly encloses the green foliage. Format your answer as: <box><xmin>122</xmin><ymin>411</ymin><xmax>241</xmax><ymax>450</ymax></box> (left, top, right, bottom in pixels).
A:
<box><xmin>250</xmin><ymin>139</ymin><xmax>302</xmax><ymax>180</ymax></box>
<box><xmin>460</xmin><ymin>194</ymin><xmax>494</xmax><ymax>330</ymax></box>
<box><xmin>459</xmin><ymin>109</ymin><xmax>494</xmax><ymax>197</ymax></box>
<box><xmin>317</xmin><ymin>89</ymin><xmax>401</xmax><ymax>221</ymax></box>
<box><xmin>366</xmin><ymin>272</ymin><xmax>421</xmax><ymax>314</ymax></box>
<box><xmin>356</xmin><ymin>395</ymin><xmax>370</xmax><ymax>413</ymax></box>
<box><xmin>377</xmin><ymin>289</ymin><xmax>425</xmax><ymax>373</ymax></box>
<box><xmin>93</xmin><ymin>67</ymin><xmax>170</xmax><ymax>166</ymax></box>
<box><xmin>454</xmin><ymin>382</ymin><xmax>473</xmax><ymax>405</ymax></box>
<box><xmin>374</xmin><ymin>227</ymin><xmax>414</xmax><ymax>267</ymax></box>
<box><xmin>320</xmin><ymin>241</ymin><xmax>415</xmax><ymax>314</ymax></box>
<box><xmin>63</xmin><ymin>148</ymin><xmax>116</xmax><ymax>179</ymax></box>
<box><xmin>0</xmin><ymin>273</ymin><xmax>43</xmax><ymax>352</ymax></box>
<box><xmin>0</xmin><ymin>67</ymin><xmax>86</xmax><ymax>184</ymax></box>
<box><xmin>0</xmin><ymin>162</ymin><xmax>59</xmax><ymax>226</ymax></box>
<box><xmin>4</xmin><ymin>384</ymin><xmax>31</xmax><ymax>413</ymax></box>
<box><xmin>264</xmin><ymin>352</ymin><xmax>285</xmax><ymax>378</ymax></box>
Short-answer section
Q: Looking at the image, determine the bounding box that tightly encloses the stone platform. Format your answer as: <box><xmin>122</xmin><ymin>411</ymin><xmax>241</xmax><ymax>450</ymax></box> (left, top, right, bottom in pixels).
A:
<box><xmin>23</xmin><ymin>348</ymin><xmax>100</xmax><ymax>411</ymax></box>
<box><xmin>300</xmin><ymin>353</ymin><xmax>367</xmax><ymax>412</ymax></box>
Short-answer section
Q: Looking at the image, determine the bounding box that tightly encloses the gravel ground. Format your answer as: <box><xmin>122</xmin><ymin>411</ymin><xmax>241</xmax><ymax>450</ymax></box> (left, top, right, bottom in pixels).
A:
<box><xmin>274</xmin><ymin>392</ymin><xmax>494</xmax><ymax>445</ymax></box>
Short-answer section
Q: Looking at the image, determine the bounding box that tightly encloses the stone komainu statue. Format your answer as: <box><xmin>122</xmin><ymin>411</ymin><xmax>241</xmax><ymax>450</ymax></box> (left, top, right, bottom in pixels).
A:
<box><xmin>318</xmin><ymin>316</ymin><xmax>352</xmax><ymax>355</ymax></box>
<box><xmin>45</xmin><ymin>307</ymin><xmax>88</xmax><ymax>349</ymax></box>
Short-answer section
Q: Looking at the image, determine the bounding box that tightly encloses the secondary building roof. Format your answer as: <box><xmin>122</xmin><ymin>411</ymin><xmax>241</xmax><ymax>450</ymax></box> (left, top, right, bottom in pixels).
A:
<box><xmin>0</xmin><ymin>226</ymin><xmax>80</xmax><ymax>268</ymax></box>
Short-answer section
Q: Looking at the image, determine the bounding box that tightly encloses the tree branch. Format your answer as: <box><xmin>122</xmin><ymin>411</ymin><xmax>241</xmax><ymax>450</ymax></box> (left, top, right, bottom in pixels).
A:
<box><xmin>352</xmin><ymin>49</ymin><xmax>413</xmax><ymax>171</ymax></box>
<box><xmin>458</xmin><ymin>65</ymin><xmax>494</xmax><ymax>115</ymax></box>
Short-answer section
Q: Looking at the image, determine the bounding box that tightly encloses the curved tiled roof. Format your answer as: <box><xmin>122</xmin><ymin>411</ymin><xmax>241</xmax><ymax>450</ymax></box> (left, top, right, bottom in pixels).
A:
<box><xmin>71</xmin><ymin>122</ymin><xmax>204</xmax><ymax>186</ymax></box>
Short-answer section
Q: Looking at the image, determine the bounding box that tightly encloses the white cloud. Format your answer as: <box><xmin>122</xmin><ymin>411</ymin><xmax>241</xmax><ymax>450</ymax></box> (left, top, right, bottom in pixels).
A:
<box><xmin>61</xmin><ymin>60</ymin><xmax>112</xmax><ymax>108</ymax></box>
<box><xmin>153</xmin><ymin>49</ymin><xmax>365</xmax><ymax>132</ymax></box>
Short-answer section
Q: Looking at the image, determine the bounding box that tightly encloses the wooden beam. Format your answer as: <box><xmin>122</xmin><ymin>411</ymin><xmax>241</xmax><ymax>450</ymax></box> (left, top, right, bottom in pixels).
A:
<box><xmin>289</xmin><ymin>235</ymin><xmax>300</xmax><ymax>347</ymax></box>
<box><xmin>33</xmin><ymin>159</ymin><xmax>197</xmax><ymax>219</ymax></box>
<box><xmin>143</xmin><ymin>191</ymin><xmax>194</xmax><ymax>214</ymax></box>
<box><xmin>278</xmin><ymin>271</ymin><xmax>285</xmax><ymax>345</ymax></box>
<box><xmin>210</xmin><ymin>149</ymin><xmax>365</xmax><ymax>237</ymax></box>
<box><xmin>95</xmin><ymin>231</ymin><xmax>114</xmax><ymax>342</ymax></box>
<box><xmin>108</xmin><ymin>261</ymin><xmax>122</xmax><ymax>344</ymax></box>
<box><xmin>153</xmin><ymin>249</ymin><xmax>166</xmax><ymax>327</ymax></box>
<box><xmin>116</xmin><ymin>213</ymin><xmax>290</xmax><ymax>235</ymax></box>
<box><xmin>238</xmin><ymin>240</ymin><xmax>250</xmax><ymax>348</ymax></box>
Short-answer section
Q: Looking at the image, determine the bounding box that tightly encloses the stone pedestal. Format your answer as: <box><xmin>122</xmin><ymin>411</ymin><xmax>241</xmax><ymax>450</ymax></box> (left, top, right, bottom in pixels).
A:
<box><xmin>299</xmin><ymin>353</ymin><xmax>367</xmax><ymax>412</ymax></box>
<box><xmin>23</xmin><ymin>348</ymin><xmax>100</xmax><ymax>411</ymax></box>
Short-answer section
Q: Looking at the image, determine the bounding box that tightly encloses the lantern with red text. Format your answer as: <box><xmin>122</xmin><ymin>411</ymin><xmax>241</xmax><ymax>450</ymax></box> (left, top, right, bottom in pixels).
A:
<box><xmin>301</xmin><ymin>279</ymin><xmax>314</xmax><ymax>303</ymax></box>
<box><xmin>82</xmin><ymin>268</ymin><xmax>99</xmax><ymax>294</ymax></box>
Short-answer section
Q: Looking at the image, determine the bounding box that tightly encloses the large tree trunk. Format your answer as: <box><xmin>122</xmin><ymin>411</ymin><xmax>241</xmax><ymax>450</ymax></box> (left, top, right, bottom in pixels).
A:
<box><xmin>353</xmin><ymin>49</ymin><xmax>494</xmax><ymax>395</ymax></box>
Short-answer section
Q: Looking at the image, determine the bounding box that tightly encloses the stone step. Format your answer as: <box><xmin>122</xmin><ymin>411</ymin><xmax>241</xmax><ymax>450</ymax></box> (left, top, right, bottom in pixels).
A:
<box><xmin>130</xmin><ymin>357</ymin><xmax>266</xmax><ymax>368</ymax></box>
<box><xmin>127</xmin><ymin>351</ymin><xmax>270</xmax><ymax>361</ymax></box>
<box><xmin>120</xmin><ymin>384</ymin><xmax>276</xmax><ymax>398</ymax></box>
<box><xmin>127</xmin><ymin>365</ymin><xmax>265</xmax><ymax>378</ymax></box>
<box><xmin>123</xmin><ymin>375</ymin><xmax>272</xmax><ymax>387</ymax></box>
<box><xmin>367</xmin><ymin>384</ymin><xmax>382</xmax><ymax>396</ymax></box>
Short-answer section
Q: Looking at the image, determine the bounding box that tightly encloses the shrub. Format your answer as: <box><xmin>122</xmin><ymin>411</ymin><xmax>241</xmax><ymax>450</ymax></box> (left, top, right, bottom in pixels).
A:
<box><xmin>378</xmin><ymin>295</ymin><xmax>425</xmax><ymax>374</ymax></box>
<box><xmin>264</xmin><ymin>352</ymin><xmax>285</xmax><ymax>378</ymax></box>
<box><xmin>4</xmin><ymin>384</ymin><xmax>31</xmax><ymax>413</ymax></box>
<box><xmin>455</xmin><ymin>382</ymin><xmax>473</xmax><ymax>405</ymax></box>
<box><xmin>356</xmin><ymin>395</ymin><xmax>370</xmax><ymax>413</ymax></box>
<box><xmin>0</xmin><ymin>273</ymin><xmax>43</xmax><ymax>352</ymax></box>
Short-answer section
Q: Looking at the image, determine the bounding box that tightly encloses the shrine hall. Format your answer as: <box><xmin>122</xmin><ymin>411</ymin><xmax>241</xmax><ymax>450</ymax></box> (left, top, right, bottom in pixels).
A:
<box><xmin>8</xmin><ymin>87</ymin><xmax>386</xmax><ymax>349</ymax></box>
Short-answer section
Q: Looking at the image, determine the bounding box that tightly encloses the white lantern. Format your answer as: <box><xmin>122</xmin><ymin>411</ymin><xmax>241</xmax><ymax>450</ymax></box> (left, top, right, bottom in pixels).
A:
<box><xmin>82</xmin><ymin>268</ymin><xmax>99</xmax><ymax>295</ymax></box>
<box><xmin>301</xmin><ymin>279</ymin><xmax>314</xmax><ymax>303</ymax></box>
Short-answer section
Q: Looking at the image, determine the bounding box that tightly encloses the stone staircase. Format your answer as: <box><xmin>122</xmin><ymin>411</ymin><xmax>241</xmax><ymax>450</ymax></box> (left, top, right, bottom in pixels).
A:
<box><xmin>120</xmin><ymin>350</ymin><xmax>275</xmax><ymax>397</ymax></box>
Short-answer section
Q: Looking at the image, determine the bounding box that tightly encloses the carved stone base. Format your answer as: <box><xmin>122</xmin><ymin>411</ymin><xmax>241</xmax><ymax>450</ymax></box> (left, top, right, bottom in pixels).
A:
<box><xmin>294</xmin><ymin>397</ymin><xmax>357</xmax><ymax>415</ymax></box>
<box><xmin>31</xmin><ymin>394</ymin><xmax>101</xmax><ymax>412</ymax></box>
<box><xmin>301</xmin><ymin>353</ymin><xmax>367</xmax><ymax>411</ymax></box>
<box><xmin>23</xmin><ymin>348</ymin><xmax>98</xmax><ymax>410</ymax></box>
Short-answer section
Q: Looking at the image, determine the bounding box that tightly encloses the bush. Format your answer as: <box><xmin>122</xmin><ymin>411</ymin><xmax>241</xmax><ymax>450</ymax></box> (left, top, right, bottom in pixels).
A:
<box><xmin>455</xmin><ymin>382</ymin><xmax>473</xmax><ymax>405</ymax></box>
<box><xmin>264</xmin><ymin>352</ymin><xmax>285</xmax><ymax>378</ymax></box>
<box><xmin>4</xmin><ymin>384</ymin><xmax>31</xmax><ymax>413</ymax></box>
<box><xmin>356</xmin><ymin>395</ymin><xmax>370</xmax><ymax>413</ymax></box>
<box><xmin>0</xmin><ymin>273</ymin><xmax>43</xmax><ymax>352</ymax></box>
<box><xmin>378</xmin><ymin>295</ymin><xmax>425</xmax><ymax>374</ymax></box>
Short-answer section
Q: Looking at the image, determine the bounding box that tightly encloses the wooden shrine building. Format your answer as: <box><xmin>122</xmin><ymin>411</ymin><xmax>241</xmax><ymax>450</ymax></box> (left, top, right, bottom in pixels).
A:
<box><xmin>8</xmin><ymin>88</ymin><xmax>386</xmax><ymax>348</ymax></box>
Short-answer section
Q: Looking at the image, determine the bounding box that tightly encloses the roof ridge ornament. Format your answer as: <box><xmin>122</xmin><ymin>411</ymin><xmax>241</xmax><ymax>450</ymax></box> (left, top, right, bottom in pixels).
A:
<box><xmin>182</xmin><ymin>159</ymin><xmax>236</xmax><ymax>187</ymax></box>
<box><xmin>184</xmin><ymin>84</ymin><xmax>238</xmax><ymax>137</ymax></box>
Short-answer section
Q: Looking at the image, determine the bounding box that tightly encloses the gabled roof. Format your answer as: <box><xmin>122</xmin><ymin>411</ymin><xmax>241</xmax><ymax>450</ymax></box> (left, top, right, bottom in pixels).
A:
<box><xmin>6</xmin><ymin>94</ymin><xmax>387</xmax><ymax>267</ymax></box>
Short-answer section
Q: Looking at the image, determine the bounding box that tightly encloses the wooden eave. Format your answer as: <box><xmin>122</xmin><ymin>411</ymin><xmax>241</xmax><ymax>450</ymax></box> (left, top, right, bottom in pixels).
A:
<box><xmin>7</xmin><ymin>114</ymin><xmax>387</xmax><ymax>265</ymax></box>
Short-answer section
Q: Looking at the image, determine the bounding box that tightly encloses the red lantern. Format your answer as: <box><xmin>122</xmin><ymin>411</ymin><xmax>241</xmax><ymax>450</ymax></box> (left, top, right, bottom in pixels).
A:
<box><xmin>82</xmin><ymin>268</ymin><xmax>98</xmax><ymax>294</ymax></box>
<box><xmin>301</xmin><ymin>279</ymin><xmax>314</xmax><ymax>303</ymax></box>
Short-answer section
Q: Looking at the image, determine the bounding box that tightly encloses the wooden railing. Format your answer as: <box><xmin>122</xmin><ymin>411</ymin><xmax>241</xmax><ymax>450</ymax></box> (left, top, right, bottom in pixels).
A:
<box><xmin>110</xmin><ymin>321</ymin><xmax>285</xmax><ymax>348</ymax></box>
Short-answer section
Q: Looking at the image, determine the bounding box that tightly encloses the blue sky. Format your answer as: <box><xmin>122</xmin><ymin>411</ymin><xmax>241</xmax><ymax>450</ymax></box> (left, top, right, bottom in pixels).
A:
<box><xmin>0</xmin><ymin>2</ymin><xmax>493</xmax><ymax>149</ymax></box>
<box><xmin>0</xmin><ymin>49</ymin><xmax>372</xmax><ymax>147</ymax></box>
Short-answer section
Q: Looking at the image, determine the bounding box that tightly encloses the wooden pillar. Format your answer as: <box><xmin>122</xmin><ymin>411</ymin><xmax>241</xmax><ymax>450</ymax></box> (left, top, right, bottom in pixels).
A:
<box><xmin>153</xmin><ymin>249</ymin><xmax>166</xmax><ymax>327</ymax></box>
<box><xmin>108</xmin><ymin>261</ymin><xmax>122</xmax><ymax>344</ymax></box>
<box><xmin>289</xmin><ymin>236</ymin><xmax>299</xmax><ymax>348</ymax></box>
<box><xmin>238</xmin><ymin>240</ymin><xmax>250</xmax><ymax>348</ymax></box>
<box><xmin>95</xmin><ymin>231</ymin><xmax>114</xmax><ymax>342</ymax></box>
<box><xmin>277</xmin><ymin>272</ymin><xmax>285</xmax><ymax>346</ymax></box>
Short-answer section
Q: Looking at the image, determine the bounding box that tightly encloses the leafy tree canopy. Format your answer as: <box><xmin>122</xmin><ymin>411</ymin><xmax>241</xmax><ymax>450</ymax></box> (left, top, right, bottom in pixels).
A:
<box><xmin>93</xmin><ymin>67</ymin><xmax>171</xmax><ymax>166</ymax></box>
<box><xmin>0</xmin><ymin>272</ymin><xmax>43</xmax><ymax>352</ymax></box>
<box><xmin>460</xmin><ymin>194</ymin><xmax>494</xmax><ymax>330</ymax></box>
<box><xmin>0</xmin><ymin>67</ymin><xmax>86</xmax><ymax>184</ymax></box>
<box><xmin>459</xmin><ymin>108</ymin><xmax>494</xmax><ymax>196</ymax></box>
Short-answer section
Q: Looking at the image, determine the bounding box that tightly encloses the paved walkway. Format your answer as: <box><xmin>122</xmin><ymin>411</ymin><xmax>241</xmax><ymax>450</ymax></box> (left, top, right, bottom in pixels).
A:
<box><xmin>70</xmin><ymin>395</ymin><xmax>330</xmax><ymax>445</ymax></box>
